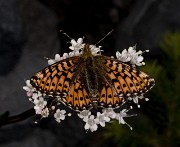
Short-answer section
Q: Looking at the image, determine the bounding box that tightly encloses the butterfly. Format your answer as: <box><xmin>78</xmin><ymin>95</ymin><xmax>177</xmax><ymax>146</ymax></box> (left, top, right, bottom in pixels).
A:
<box><xmin>30</xmin><ymin>44</ymin><xmax>155</xmax><ymax>111</ymax></box>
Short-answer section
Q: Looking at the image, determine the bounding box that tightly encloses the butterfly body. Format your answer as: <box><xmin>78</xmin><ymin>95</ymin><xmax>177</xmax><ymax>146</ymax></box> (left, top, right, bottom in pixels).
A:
<box><xmin>30</xmin><ymin>44</ymin><xmax>155</xmax><ymax>111</ymax></box>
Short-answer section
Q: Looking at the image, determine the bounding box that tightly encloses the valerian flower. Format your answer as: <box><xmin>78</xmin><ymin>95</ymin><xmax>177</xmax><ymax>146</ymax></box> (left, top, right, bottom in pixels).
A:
<box><xmin>115</xmin><ymin>109</ymin><xmax>135</xmax><ymax>130</ymax></box>
<box><xmin>54</xmin><ymin>109</ymin><xmax>66</xmax><ymax>123</ymax></box>
<box><xmin>69</xmin><ymin>38</ymin><xmax>84</xmax><ymax>51</ymax></box>
<box><xmin>116</xmin><ymin>45</ymin><xmax>149</xmax><ymax>66</ymax></box>
<box><xmin>116</xmin><ymin>49</ymin><xmax>131</xmax><ymax>62</ymax></box>
<box><xmin>102</xmin><ymin>108</ymin><xmax>116</xmax><ymax>119</ymax></box>
<box><xmin>95</xmin><ymin>112</ymin><xmax>110</xmax><ymax>127</ymax></box>
<box><xmin>23</xmin><ymin>36</ymin><xmax>154</xmax><ymax>132</ymax></box>
<box><xmin>33</xmin><ymin>97</ymin><xmax>47</xmax><ymax>114</ymax></box>
<box><xmin>47</xmin><ymin>38</ymin><xmax>84</xmax><ymax>65</ymax></box>
<box><xmin>41</xmin><ymin>107</ymin><xmax>49</xmax><ymax>118</ymax></box>
<box><xmin>78</xmin><ymin>110</ymin><xmax>91</xmax><ymax>121</ymax></box>
<box><xmin>89</xmin><ymin>45</ymin><xmax>102</xmax><ymax>55</ymax></box>
<box><xmin>84</xmin><ymin>115</ymin><xmax>98</xmax><ymax>132</ymax></box>
<box><xmin>47</xmin><ymin>54</ymin><xmax>61</xmax><ymax>65</ymax></box>
<box><xmin>128</xmin><ymin>95</ymin><xmax>145</xmax><ymax>108</ymax></box>
<box><xmin>23</xmin><ymin>80</ymin><xmax>35</xmax><ymax>97</ymax></box>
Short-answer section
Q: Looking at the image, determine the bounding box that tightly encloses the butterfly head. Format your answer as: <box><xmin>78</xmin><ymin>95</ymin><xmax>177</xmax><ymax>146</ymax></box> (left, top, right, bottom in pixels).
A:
<box><xmin>81</xmin><ymin>44</ymin><xmax>94</xmax><ymax>59</ymax></box>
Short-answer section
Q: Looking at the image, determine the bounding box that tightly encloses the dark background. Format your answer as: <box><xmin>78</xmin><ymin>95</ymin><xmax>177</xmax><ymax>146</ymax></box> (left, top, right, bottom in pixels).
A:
<box><xmin>0</xmin><ymin>0</ymin><xmax>179</xmax><ymax>147</ymax></box>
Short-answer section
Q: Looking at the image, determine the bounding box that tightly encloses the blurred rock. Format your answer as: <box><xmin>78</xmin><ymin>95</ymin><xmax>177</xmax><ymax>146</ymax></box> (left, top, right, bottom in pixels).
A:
<box><xmin>0</xmin><ymin>0</ymin><xmax>25</xmax><ymax>75</ymax></box>
<box><xmin>0</xmin><ymin>0</ymin><xmax>60</xmax><ymax>116</ymax></box>
<box><xmin>115</xmin><ymin>0</ymin><xmax>180</xmax><ymax>52</ymax></box>
<box><xmin>0</xmin><ymin>125</ymin><xmax>64</xmax><ymax>147</ymax></box>
<box><xmin>0</xmin><ymin>0</ymin><xmax>60</xmax><ymax>146</ymax></box>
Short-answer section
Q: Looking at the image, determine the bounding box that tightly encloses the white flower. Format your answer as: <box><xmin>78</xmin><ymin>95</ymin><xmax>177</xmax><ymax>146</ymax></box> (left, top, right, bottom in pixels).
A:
<box><xmin>102</xmin><ymin>108</ymin><xmax>116</xmax><ymax>119</ymax></box>
<box><xmin>115</xmin><ymin>109</ymin><xmax>134</xmax><ymax>130</ymax></box>
<box><xmin>23</xmin><ymin>80</ymin><xmax>33</xmax><ymax>91</ymax></box>
<box><xmin>47</xmin><ymin>59</ymin><xmax>55</xmax><ymax>65</ymax></box>
<box><xmin>115</xmin><ymin>109</ymin><xmax>128</xmax><ymax>124</ymax></box>
<box><xmin>128</xmin><ymin>49</ymin><xmax>144</xmax><ymax>66</ymax></box>
<box><xmin>145</xmin><ymin>98</ymin><xmax>149</xmax><ymax>101</ymax></box>
<box><xmin>54</xmin><ymin>109</ymin><xmax>66</xmax><ymax>123</ymax></box>
<box><xmin>68</xmin><ymin>50</ymin><xmax>81</xmax><ymax>57</ymax></box>
<box><xmin>127</xmin><ymin>46</ymin><xmax>149</xmax><ymax>66</ymax></box>
<box><xmin>84</xmin><ymin>115</ymin><xmax>98</xmax><ymax>132</ymax></box>
<box><xmin>31</xmin><ymin>91</ymin><xmax>42</xmax><ymax>100</ymax></box>
<box><xmin>127</xmin><ymin>46</ymin><xmax>136</xmax><ymax>54</ymax></box>
<box><xmin>116</xmin><ymin>50</ymin><xmax>131</xmax><ymax>62</ymax></box>
<box><xmin>116</xmin><ymin>45</ymin><xmax>149</xmax><ymax>66</ymax></box>
<box><xmin>69</xmin><ymin>38</ymin><xmax>84</xmax><ymax>51</ymax></box>
<box><xmin>23</xmin><ymin>80</ymin><xmax>35</xmax><ymax>97</ymax></box>
<box><xmin>54</xmin><ymin>54</ymin><xmax>61</xmax><ymax>61</ymax></box>
<box><xmin>128</xmin><ymin>95</ymin><xmax>144</xmax><ymax>108</ymax></box>
<box><xmin>34</xmin><ymin>97</ymin><xmax>47</xmax><ymax>114</ymax></box>
<box><xmin>47</xmin><ymin>50</ymin><xmax>82</xmax><ymax>65</ymax></box>
<box><xmin>78</xmin><ymin>110</ymin><xmax>91</xmax><ymax>121</ymax></box>
<box><xmin>48</xmin><ymin>53</ymin><xmax>70</xmax><ymax>65</ymax></box>
<box><xmin>23</xmin><ymin>35</ymin><xmax>153</xmax><ymax>131</ymax></box>
<box><xmin>61</xmin><ymin>53</ymin><xmax>69</xmax><ymax>59</ymax></box>
<box><xmin>34</xmin><ymin>107</ymin><xmax>42</xmax><ymax>114</ymax></box>
<box><xmin>95</xmin><ymin>112</ymin><xmax>110</xmax><ymax>127</ymax></box>
<box><xmin>41</xmin><ymin>107</ymin><xmax>49</xmax><ymax>118</ymax></box>
<box><xmin>89</xmin><ymin>45</ymin><xmax>102</xmax><ymax>55</ymax></box>
<box><xmin>47</xmin><ymin>54</ymin><xmax>61</xmax><ymax>65</ymax></box>
<box><xmin>48</xmin><ymin>53</ymin><xmax>72</xmax><ymax>65</ymax></box>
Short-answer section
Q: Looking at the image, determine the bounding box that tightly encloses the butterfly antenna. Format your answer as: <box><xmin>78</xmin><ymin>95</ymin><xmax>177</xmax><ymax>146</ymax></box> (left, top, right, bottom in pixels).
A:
<box><xmin>60</xmin><ymin>30</ymin><xmax>73</xmax><ymax>40</ymax></box>
<box><xmin>95</xmin><ymin>29</ymin><xmax>114</xmax><ymax>46</ymax></box>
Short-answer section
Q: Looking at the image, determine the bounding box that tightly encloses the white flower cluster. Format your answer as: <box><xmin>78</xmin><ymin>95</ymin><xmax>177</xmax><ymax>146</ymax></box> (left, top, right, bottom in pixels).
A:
<box><xmin>23</xmin><ymin>80</ymin><xmax>47</xmax><ymax>117</ymax></box>
<box><xmin>23</xmin><ymin>80</ymin><xmax>68</xmax><ymax>120</ymax></box>
<box><xmin>23</xmin><ymin>37</ymin><xmax>152</xmax><ymax>132</ymax></box>
<box><xmin>23</xmin><ymin>80</ymin><xmax>135</xmax><ymax>131</ymax></box>
<box><xmin>128</xmin><ymin>94</ymin><xmax>149</xmax><ymax>108</ymax></box>
<box><xmin>47</xmin><ymin>38</ymin><xmax>148</xmax><ymax>67</ymax></box>
<box><xmin>116</xmin><ymin>45</ymin><xmax>149</xmax><ymax>66</ymax></box>
<box><xmin>47</xmin><ymin>38</ymin><xmax>102</xmax><ymax>65</ymax></box>
<box><xmin>78</xmin><ymin>108</ymin><xmax>134</xmax><ymax>132</ymax></box>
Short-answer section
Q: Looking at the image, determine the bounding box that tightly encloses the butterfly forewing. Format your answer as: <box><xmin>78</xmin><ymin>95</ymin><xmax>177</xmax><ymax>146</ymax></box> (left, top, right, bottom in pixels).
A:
<box><xmin>30</xmin><ymin>56</ymin><xmax>93</xmax><ymax>110</ymax></box>
<box><xmin>30</xmin><ymin>57</ymin><xmax>79</xmax><ymax>95</ymax></box>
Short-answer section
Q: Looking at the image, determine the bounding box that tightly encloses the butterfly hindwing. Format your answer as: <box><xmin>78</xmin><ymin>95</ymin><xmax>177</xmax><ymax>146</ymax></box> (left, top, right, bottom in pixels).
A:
<box><xmin>30</xmin><ymin>57</ymin><xmax>93</xmax><ymax>110</ymax></box>
<box><xmin>62</xmin><ymin>77</ymin><xmax>92</xmax><ymax>110</ymax></box>
<box><xmin>99</xmin><ymin>82</ymin><xmax>124</xmax><ymax>108</ymax></box>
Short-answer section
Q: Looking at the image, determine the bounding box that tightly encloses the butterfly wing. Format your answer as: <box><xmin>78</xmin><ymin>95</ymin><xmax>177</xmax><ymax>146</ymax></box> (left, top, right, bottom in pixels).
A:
<box><xmin>98</xmin><ymin>82</ymin><xmax>125</xmax><ymax>108</ymax></box>
<box><xmin>30</xmin><ymin>54</ymin><xmax>155</xmax><ymax>110</ymax></box>
<box><xmin>30</xmin><ymin>56</ymin><xmax>92</xmax><ymax>110</ymax></box>
<box><xmin>61</xmin><ymin>75</ymin><xmax>92</xmax><ymax>110</ymax></box>
<box><xmin>95</xmin><ymin>56</ymin><xmax>155</xmax><ymax>107</ymax></box>
<box><xmin>30</xmin><ymin>57</ymin><xmax>78</xmax><ymax>95</ymax></box>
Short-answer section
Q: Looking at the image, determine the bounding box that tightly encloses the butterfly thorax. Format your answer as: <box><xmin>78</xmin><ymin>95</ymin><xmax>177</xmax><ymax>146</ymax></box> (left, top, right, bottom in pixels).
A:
<box><xmin>80</xmin><ymin>44</ymin><xmax>100</xmax><ymax>106</ymax></box>
<box><xmin>81</xmin><ymin>44</ymin><xmax>94</xmax><ymax>60</ymax></box>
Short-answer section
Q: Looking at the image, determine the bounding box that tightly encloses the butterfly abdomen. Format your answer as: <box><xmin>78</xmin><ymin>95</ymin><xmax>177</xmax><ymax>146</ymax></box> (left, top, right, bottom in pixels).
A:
<box><xmin>81</xmin><ymin>57</ymin><xmax>100</xmax><ymax>99</ymax></box>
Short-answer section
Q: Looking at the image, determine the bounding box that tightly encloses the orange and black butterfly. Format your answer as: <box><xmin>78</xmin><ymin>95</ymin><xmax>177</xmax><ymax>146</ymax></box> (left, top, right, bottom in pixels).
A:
<box><xmin>30</xmin><ymin>44</ymin><xmax>155</xmax><ymax>111</ymax></box>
